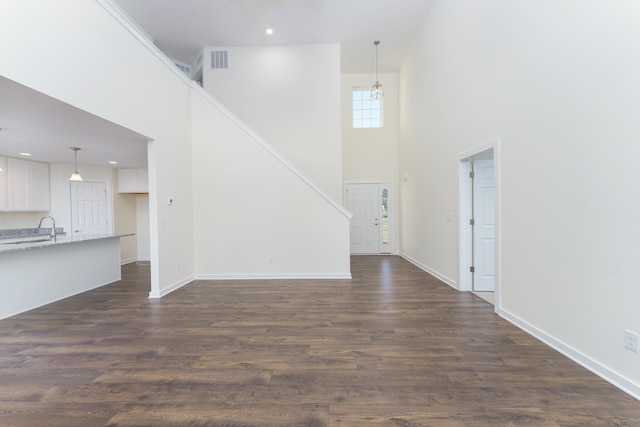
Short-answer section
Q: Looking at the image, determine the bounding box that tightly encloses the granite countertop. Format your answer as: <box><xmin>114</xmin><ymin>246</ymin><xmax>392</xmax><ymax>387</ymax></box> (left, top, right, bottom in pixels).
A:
<box><xmin>0</xmin><ymin>232</ymin><xmax>134</xmax><ymax>254</ymax></box>
<box><xmin>0</xmin><ymin>227</ymin><xmax>65</xmax><ymax>240</ymax></box>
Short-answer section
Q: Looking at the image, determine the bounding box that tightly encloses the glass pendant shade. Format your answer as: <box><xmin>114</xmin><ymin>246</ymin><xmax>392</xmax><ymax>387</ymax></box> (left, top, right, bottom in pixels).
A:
<box><xmin>69</xmin><ymin>147</ymin><xmax>83</xmax><ymax>181</ymax></box>
<box><xmin>371</xmin><ymin>40</ymin><xmax>384</xmax><ymax>99</ymax></box>
<box><xmin>371</xmin><ymin>82</ymin><xmax>384</xmax><ymax>99</ymax></box>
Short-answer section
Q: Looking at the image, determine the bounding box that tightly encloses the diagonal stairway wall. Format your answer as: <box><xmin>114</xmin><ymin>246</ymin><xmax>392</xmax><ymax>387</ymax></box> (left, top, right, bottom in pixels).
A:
<box><xmin>192</xmin><ymin>86</ymin><xmax>351</xmax><ymax>279</ymax></box>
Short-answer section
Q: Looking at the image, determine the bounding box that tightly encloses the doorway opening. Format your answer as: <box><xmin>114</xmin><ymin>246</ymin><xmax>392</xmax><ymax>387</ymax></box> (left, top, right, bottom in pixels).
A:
<box><xmin>345</xmin><ymin>182</ymin><xmax>392</xmax><ymax>254</ymax></box>
<box><xmin>458</xmin><ymin>139</ymin><xmax>500</xmax><ymax>307</ymax></box>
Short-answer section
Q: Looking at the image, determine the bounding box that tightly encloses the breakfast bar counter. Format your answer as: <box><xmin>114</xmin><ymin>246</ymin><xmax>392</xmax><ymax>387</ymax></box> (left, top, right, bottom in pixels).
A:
<box><xmin>0</xmin><ymin>233</ymin><xmax>133</xmax><ymax>320</ymax></box>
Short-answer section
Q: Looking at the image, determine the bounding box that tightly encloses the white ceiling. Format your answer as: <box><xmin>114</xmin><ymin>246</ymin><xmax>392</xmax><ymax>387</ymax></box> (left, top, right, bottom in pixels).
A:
<box><xmin>114</xmin><ymin>0</ymin><xmax>435</xmax><ymax>73</ymax></box>
<box><xmin>0</xmin><ymin>0</ymin><xmax>434</xmax><ymax>169</ymax></box>
<box><xmin>0</xmin><ymin>76</ymin><xmax>149</xmax><ymax>168</ymax></box>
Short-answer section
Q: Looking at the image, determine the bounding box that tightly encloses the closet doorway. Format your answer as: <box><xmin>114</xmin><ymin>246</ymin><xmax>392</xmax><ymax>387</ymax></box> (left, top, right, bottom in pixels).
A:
<box><xmin>458</xmin><ymin>140</ymin><xmax>500</xmax><ymax>307</ymax></box>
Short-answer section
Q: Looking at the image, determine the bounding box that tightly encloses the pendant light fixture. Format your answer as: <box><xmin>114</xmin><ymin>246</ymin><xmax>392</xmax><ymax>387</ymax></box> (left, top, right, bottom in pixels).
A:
<box><xmin>371</xmin><ymin>40</ymin><xmax>384</xmax><ymax>100</ymax></box>
<box><xmin>69</xmin><ymin>147</ymin><xmax>83</xmax><ymax>181</ymax></box>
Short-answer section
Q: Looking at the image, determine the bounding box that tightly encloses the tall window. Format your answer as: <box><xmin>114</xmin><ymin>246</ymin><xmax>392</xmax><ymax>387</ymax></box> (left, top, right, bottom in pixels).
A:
<box><xmin>352</xmin><ymin>89</ymin><xmax>382</xmax><ymax>128</ymax></box>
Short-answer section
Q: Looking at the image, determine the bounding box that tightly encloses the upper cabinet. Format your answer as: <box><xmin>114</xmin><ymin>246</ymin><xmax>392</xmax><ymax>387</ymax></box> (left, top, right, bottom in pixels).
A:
<box><xmin>5</xmin><ymin>157</ymin><xmax>50</xmax><ymax>212</ymax></box>
<box><xmin>117</xmin><ymin>168</ymin><xmax>148</xmax><ymax>194</ymax></box>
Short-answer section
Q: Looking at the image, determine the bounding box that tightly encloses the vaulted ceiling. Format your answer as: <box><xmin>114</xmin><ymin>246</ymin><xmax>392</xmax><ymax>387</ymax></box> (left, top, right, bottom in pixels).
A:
<box><xmin>114</xmin><ymin>0</ymin><xmax>435</xmax><ymax>73</ymax></box>
<box><xmin>0</xmin><ymin>0</ymin><xmax>434</xmax><ymax>168</ymax></box>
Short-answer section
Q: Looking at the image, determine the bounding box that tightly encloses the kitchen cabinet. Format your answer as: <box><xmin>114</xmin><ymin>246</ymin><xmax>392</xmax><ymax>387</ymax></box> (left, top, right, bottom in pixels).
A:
<box><xmin>6</xmin><ymin>157</ymin><xmax>50</xmax><ymax>212</ymax></box>
<box><xmin>117</xmin><ymin>168</ymin><xmax>148</xmax><ymax>193</ymax></box>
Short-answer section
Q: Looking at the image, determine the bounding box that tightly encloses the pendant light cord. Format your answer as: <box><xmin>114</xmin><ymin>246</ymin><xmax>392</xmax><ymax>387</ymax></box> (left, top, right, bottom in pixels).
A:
<box><xmin>374</xmin><ymin>40</ymin><xmax>380</xmax><ymax>84</ymax></box>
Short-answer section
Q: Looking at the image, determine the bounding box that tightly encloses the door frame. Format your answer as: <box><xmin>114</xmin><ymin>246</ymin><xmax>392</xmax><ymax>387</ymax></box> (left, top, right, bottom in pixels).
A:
<box><xmin>458</xmin><ymin>139</ymin><xmax>501</xmax><ymax>308</ymax></box>
<box><xmin>344</xmin><ymin>181</ymin><xmax>394</xmax><ymax>254</ymax></box>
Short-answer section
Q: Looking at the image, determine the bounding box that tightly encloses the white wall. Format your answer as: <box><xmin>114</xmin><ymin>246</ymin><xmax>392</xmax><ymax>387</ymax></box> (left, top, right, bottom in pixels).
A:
<box><xmin>191</xmin><ymin>88</ymin><xmax>352</xmax><ymax>278</ymax></box>
<box><xmin>202</xmin><ymin>44</ymin><xmax>343</xmax><ymax>200</ymax></box>
<box><xmin>0</xmin><ymin>0</ymin><xmax>352</xmax><ymax>297</ymax></box>
<box><xmin>0</xmin><ymin>0</ymin><xmax>195</xmax><ymax>296</ymax></box>
<box><xmin>135</xmin><ymin>194</ymin><xmax>150</xmax><ymax>261</ymax></box>
<box><xmin>342</xmin><ymin>73</ymin><xmax>400</xmax><ymax>254</ymax></box>
<box><xmin>399</xmin><ymin>0</ymin><xmax>640</xmax><ymax>397</ymax></box>
<box><xmin>0</xmin><ymin>212</ymin><xmax>42</xmax><ymax>229</ymax></box>
<box><xmin>342</xmin><ymin>73</ymin><xmax>399</xmax><ymax>182</ymax></box>
<box><xmin>114</xmin><ymin>192</ymin><xmax>138</xmax><ymax>263</ymax></box>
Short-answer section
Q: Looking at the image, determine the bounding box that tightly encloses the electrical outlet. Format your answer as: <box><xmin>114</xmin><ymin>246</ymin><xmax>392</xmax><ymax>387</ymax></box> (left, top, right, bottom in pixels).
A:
<box><xmin>624</xmin><ymin>329</ymin><xmax>639</xmax><ymax>353</ymax></box>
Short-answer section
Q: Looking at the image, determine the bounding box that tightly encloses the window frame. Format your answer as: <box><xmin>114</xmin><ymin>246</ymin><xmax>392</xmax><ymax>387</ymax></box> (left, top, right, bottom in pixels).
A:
<box><xmin>352</xmin><ymin>88</ymin><xmax>383</xmax><ymax>129</ymax></box>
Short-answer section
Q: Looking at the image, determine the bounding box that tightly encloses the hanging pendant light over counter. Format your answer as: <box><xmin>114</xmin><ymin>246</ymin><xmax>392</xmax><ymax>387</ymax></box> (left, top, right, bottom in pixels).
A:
<box><xmin>69</xmin><ymin>147</ymin><xmax>83</xmax><ymax>181</ymax></box>
<box><xmin>371</xmin><ymin>40</ymin><xmax>384</xmax><ymax>99</ymax></box>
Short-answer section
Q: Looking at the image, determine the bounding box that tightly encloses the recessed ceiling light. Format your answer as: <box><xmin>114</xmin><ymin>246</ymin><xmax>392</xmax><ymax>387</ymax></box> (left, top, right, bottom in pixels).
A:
<box><xmin>19</xmin><ymin>152</ymin><xmax>31</xmax><ymax>157</ymax></box>
<box><xmin>265</xmin><ymin>28</ymin><xmax>274</xmax><ymax>36</ymax></box>
<box><xmin>109</xmin><ymin>161</ymin><xmax>118</xmax><ymax>165</ymax></box>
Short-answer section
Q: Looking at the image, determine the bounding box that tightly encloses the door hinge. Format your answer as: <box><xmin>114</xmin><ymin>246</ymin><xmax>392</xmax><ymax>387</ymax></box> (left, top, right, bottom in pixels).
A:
<box><xmin>469</xmin><ymin>171</ymin><xmax>475</xmax><ymax>179</ymax></box>
<box><xmin>470</xmin><ymin>218</ymin><xmax>475</xmax><ymax>226</ymax></box>
<box><xmin>470</xmin><ymin>266</ymin><xmax>475</xmax><ymax>273</ymax></box>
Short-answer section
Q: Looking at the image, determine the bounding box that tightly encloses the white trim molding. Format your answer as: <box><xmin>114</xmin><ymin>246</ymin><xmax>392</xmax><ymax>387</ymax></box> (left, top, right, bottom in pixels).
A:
<box><xmin>148</xmin><ymin>275</ymin><xmax>195</xmax><ymax>299</ymax></box>
<box><xmin>148</xmin><ymin>272</ymin><xmax>353</xmax><ymax>298</ymax></box>
<box><xmin>120</xmin><ymin>257</ymin><xmax>137</xmax><ymax>265</ymax></box>
<box><xmin>193</xmin><ymin>83</ymin><xmax>352</xmax><ymax>220</ymax></box>
<box><xmin>196</xmin><ymin>273</ymin><xmax>352</xmax><ymax>281</ymax></box>
<box><xmin>399</xmin><ymin>252</ymin><xmax>458</xmax><ymax>290</ymax></box>
<box><xmin>457</xmin><ymin>138</ymin><xmax>501</xmax><ymax>309</ymax></box>
<box><xmin>498</xmin><ymin>307</ymin><xmax>640</xmax><ymax>401</ymax></box>
<box><xmin>97</xmin><ymin>0</ymin><xmax>193</xmax><ymax>86</ymax></box>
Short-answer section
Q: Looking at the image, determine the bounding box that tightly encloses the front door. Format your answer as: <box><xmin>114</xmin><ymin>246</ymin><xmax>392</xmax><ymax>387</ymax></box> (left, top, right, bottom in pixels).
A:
<box><xmin>472</xmin><ymin>159</ymin><xmax>495</xmax><ymax>291</ymax></box>
<box><xmin>70</xmin><ymin>181</ymin><xmax>109</xmax><ymax>236</ymax></box>
<box><xmin>346</xmin><ymin>183</ymin><xmax>391</xmax><ymax>254</ymax></box>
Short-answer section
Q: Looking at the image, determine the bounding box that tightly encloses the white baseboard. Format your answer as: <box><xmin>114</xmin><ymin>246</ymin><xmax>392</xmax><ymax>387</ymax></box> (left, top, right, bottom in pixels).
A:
<box><xmin>196</xmin><ymin>273</ymin><xmax>352</xmax><ymax>280</ymax></box>
<box><xmin>399</xmin><ymin>252</ymin><xmax>458</xmax><ymax>289</ymax></box>
<box><xmin>399</xmin><ymin>252</ymin><xmax>640</xmax><ymax>401</ymax></box>
<box><xmin>148</xmin><ymin>275</ymin><xmax>194</xmax><ymax>299</ymax></box>
<box><xmin>498</xmin><ymin>307</ymin><xmax>640</xmax><ymax>401</ymax></box>
<box><xmin>121</xmin><ymin>257</ymin><xmax>151</xmax><ymax>266</ymax></box>
<box><xmin>148</xmin><ymin>272</ymin><xmax>351</xmax><ymax>299</ymax></box>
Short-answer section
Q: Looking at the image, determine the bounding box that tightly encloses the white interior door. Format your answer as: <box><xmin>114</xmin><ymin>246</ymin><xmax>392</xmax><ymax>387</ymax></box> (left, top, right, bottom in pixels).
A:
<box><xmin>473</xmin><ymin>159</ymin><xmax>495</xmax><ymax>291</ymax></box>
<box><xmin>346</xmin><ymin>183</ymin><xmax>391</xmax><ymax>254</ymax></box>
<box><xmin>70</xmin><ymin>181</ymin><xmax>110</xmax><ymax>236</ymax></box>
<box><xmin>347</xmin><ymin>183</ymin><xmax>379</xmax><ymax>254</ymax></box>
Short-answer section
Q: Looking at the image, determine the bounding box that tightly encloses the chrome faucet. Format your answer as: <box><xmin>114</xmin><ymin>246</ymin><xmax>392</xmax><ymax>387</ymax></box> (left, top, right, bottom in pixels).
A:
<box><xmin>36</xmin><ymin>215</ymin><xmax>57</xmax><ymax>242</ymax></box>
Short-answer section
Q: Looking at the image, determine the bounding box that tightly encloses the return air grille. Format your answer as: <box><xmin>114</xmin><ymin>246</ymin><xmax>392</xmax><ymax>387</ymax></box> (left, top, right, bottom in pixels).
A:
<box><xmin>211</xmin><ymin>51</ymin><xmax>228</xmax><ymax>69</ymax></box>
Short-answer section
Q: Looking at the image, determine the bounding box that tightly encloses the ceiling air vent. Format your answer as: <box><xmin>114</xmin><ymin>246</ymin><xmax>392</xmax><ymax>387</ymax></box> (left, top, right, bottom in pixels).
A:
<box><xmin>211</xmin><ymin>51</ymin><xmax>228</xmax><ymax>69</ymax></box>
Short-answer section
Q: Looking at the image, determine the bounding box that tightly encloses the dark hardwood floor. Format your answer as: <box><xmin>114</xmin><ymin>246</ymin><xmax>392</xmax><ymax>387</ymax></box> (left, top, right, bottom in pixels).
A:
<box><xmin>0</xmin><ymin>256</ymin><xmax>638</xmax><ymax>426</ymax></box>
